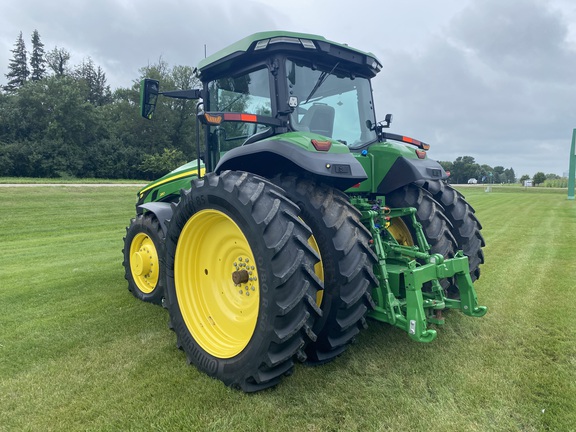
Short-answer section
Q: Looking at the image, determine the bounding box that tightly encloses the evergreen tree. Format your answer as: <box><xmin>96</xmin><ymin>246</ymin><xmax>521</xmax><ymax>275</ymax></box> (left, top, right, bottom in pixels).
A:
<box><xmin>504</xmin><ymin>167</ymin><xmax>516</xmax><ymax>183</ymax></box>
<box><xmin>29</xmin><ymin>29</ymin><xmax>46</xmax><ymax>81</ymax></box>
<box><xmin>4</xmin><ymin>32</ymin><xmax>30</xmax><ymax>92</ymax></box>
<box><xmin>75</xmin><ymin>57</ymin><xmax>111</xmax><ymax>106</ymax></box>
<box><xmin>93</xmin><ymin>65</ymin><xmax>112</xmax><ymax>106</ymax></box>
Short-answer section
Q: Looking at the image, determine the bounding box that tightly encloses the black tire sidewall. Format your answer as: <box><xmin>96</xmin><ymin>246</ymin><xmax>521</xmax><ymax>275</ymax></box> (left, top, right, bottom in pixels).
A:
<box><xmin>164</xmin><ymin>171</ymin><xmax>321</xmax><ymax>389</ymax></box>
<box><xmin>123</xmin><ymin>214</ymin><xmax>165</xmax><ymax>304</ymax></box>
<box><xmin>386</xmin><ymin>184</ymin><xmax>456</xmax><ymax>259</ymax></box>
<box><xmin>166</xmin><ymin>188</ymin><xmax>278</xmax><ymax>381</ymax></box>
<box><xmin>417</xmin><ymin>180</ymin><xmax>485</xmax><ymax>281</ymax></box>
<box><xmin>272</xmin><ymin>174</ymin><xmax>377</xmax><ymax>363</ymax></box>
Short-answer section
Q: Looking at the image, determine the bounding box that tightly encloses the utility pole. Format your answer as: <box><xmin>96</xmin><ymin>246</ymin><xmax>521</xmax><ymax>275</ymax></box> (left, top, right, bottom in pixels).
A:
<box><xmin>569</xmin><ymin>129</ymin><xmax>575</xmax><ymax>200</ymax></box>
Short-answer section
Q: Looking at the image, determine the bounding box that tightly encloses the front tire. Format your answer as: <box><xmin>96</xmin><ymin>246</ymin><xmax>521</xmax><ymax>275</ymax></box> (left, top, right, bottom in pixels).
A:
<box><xmin>165</xmin><ymin>171</ymin><xmax>322</xmax><ymax>392</ymax></box>
<box><xmin>123</xmin><ymin>213</ymin><xmax>166</xmax><ymax>305</ymax></box>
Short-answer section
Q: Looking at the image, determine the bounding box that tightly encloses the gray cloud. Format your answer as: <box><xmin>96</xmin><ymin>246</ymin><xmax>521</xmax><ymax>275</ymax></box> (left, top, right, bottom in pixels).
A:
<box><xmin>1</xmin><ymin>0</ymin><xmax>288</xmax><ymax>88</ymax></box>
<box><xmin>450</xmin><ymin>0</ymin><xmax>576</xmax><ymax>83</ymax></box>
<box><xmin>1</xmin><ymin>0</ymin><xmax>574</xmax><ymax>176</ymax></box>
<box><xmin>373</xmin><ymin>0</ymin><xmax>576</xmax><ymax>175</ymax></box>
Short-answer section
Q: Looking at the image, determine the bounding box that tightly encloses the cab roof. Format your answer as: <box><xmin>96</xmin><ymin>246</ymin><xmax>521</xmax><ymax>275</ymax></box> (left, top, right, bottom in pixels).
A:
<box><xmin>197</xmin><ymin>31</ymin><xmax>382</xmax><ymax>81</ymax></box>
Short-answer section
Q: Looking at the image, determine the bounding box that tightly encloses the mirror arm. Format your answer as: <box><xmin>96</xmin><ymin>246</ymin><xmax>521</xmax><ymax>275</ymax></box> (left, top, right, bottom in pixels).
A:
<box><xmin>160</xmin><ymin>89</ymin><xmax>202</xmax><ymax>100</ymax></box>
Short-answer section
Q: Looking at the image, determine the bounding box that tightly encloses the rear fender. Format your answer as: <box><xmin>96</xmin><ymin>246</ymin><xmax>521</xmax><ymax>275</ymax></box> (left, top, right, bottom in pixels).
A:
<box><xmin>215</xmin><ymin>139</ymin><xmax>367</xmax><ymax>190</ymax></box>
<box><xmin>377</xmin><ymin>157</ymin><xmax>447</xmax><ymax>195</ymax></box>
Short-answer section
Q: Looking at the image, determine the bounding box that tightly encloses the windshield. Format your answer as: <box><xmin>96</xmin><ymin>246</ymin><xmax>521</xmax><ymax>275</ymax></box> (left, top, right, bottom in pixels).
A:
<box><xmin>286</xmin><ymin>59</ymin><xmax>377</xmax><ymax>148</ymax></box>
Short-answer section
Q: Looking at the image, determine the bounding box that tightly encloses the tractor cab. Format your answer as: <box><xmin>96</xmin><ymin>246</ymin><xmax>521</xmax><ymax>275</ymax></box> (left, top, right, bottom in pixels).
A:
<box><xmin>142</xmin><ymin>31</ymin><xmax>383</xmax><ymax>173</ymax></box>
<box><xmin>197</xmin><ymin>31</ymin><xmax>381</xmax><ymax>152</ymax></box>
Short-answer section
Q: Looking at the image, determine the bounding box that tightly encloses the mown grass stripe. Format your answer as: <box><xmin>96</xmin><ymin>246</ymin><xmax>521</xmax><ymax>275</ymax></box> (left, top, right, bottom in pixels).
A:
<box><xmin>0</xmin><ymin>185</ymin><xmax>574</xmax><ymax>431</ymax></box>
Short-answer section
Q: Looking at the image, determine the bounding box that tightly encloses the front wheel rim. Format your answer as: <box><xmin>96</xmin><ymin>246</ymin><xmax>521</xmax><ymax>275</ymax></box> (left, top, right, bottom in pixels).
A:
<box><xmin>175</xmin><ymin>209</ymin><xmax>259</xmax><ymax>359</ymax></box>
<box><xmin>130</xmin><ymin>233</ymin><xmax>159</xmax><ymax>294</ymax></box>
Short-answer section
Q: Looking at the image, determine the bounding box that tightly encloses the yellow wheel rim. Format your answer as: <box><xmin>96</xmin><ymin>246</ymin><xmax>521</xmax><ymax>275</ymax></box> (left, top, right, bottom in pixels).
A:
<box><xmin>130</xmin><ymin>232</ymin><xmax>159</xmax><ymax>294</ymax></box>
<box><xmin>387</xmin><ymin>217</ymin><xmax>414</xmax><ymax>246</ymax></box>
<box><xmin>175</xmin><ymin>209</ymin><xmax>259</xmax><ymax>358</ymax></box>
<box><xmin>307</xmin><ymin>233</ymin><xmax>325</xmax><ymax>306</ymax></box>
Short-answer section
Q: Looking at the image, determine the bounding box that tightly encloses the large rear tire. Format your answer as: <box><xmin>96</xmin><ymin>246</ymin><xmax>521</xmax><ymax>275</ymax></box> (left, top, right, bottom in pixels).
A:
<box><xmin>123</xmin><ymin>213</ymin><xmax>165</xmax><ymax>305</ymax></box>
<box><xmin>164</xmin><ymin>171</ymin><xmax>322</xmax><ymax>392</ymax></box>
<box><xmin>416</xmin><ymin>180</ymin><xmax>485</xmax><ymax>281</ymax></box>
<box><xmin>272</xmin><ymin>175</ymin><xmax>377</xmax><ymax>364</ymax></box>
<box><xmin>385</xmin><ymin>184</ymin><xmax>456</xmax><ymax>267</ymax></box>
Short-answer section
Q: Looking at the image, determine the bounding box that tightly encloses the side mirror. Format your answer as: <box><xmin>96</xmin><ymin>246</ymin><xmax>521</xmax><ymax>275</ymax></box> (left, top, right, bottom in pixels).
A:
<box><xmin>140</xmin><ymin>78</ymin><xmax>159</xmax><ymax>119</ymax></box>
<box><xmin>384</xmin><ymin>113</ymin><xmax>393</xmax><ymax>128</ymax></box>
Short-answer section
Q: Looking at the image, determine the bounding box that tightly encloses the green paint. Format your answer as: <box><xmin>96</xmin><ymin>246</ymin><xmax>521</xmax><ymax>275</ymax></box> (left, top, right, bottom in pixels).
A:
<box><xmin>260</xmin><ymin>131</ymin><xmax>351</xmax><ymax>154</ymax></box>
<box><xmin>568</xmin><ymin>129</ymin><xmax>575</xmax><ymax>200</ymax></box>
<box><xmin>138</xmin><ymin>159</ymin><xmax>204</xmax><ymax>201</ymax></box>
<box><xmin>135</xmin><ymin>30</ymin><xmax>485</xmax><ymax>348</ymax></box>
<box><xmin>198</xmin><ymin>30</ymin><xmax>378</xmax><ymax>72</ymax></box>
<box><xmin>351</xmin><ymin>196</ymin><xmax>487</xmax><ymax>342</ymax></box>
<box><xmin>347</xmin><ymin>141</ymin><xmax>420</xmax><ymax>193</ymax></box>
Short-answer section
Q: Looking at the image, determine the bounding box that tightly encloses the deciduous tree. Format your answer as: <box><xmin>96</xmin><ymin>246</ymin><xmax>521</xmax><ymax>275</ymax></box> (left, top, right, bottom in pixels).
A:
<box><xmin>46</xmin><ymin>47</ymin><xmax>71</xmax><ymax>76</ymax></box>
<box><xmin>451</xmin><ymin>156</ymin><xmax>480</xmax><ymax>184</ymax></box>
<box><xmin>533</xmin><ymin>172</ymin><xmax>546</xmax><ymax>186</ymax></box>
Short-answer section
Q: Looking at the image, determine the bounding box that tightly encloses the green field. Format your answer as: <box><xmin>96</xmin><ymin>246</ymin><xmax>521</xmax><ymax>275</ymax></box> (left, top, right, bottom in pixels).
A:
<box><xmin>1</xmin><ymin>184</ymin><xmax>574</xmax><ymax>431</ymax></box>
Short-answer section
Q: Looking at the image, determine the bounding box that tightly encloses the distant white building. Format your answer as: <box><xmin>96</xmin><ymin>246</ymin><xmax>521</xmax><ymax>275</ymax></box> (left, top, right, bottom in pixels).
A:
<box><xmin>524</xmin><ymin>180</ymin><xmax>533</xmax><ymax>187</ymax></box>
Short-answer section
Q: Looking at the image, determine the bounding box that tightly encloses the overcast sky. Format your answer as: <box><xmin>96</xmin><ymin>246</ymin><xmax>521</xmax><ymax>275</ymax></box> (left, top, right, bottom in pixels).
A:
<box><xmin>1</xmin><ymin>0</ymin><xmax>575</xmax><ymax>177</ymax></box>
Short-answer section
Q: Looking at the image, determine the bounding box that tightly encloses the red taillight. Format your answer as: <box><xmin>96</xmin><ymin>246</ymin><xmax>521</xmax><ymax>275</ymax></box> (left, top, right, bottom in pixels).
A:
<box><xmin>223</xmin><ymin>113</ymin><xmax>257</xmax><ymax>123</ymax></box>
<box><xmin>415</xmin><ymin>150</ymin><xmax>426</xmax><ymax>159</ymax></box>
<box><xmin>311</xmin><ymin>139</ymin><xmax>332</xmax><ymax>151</ymax></box>
<box><xmin>402</xmin><ymin>135</ymin><xmax>430</xmax><ymax>150</ymax></box>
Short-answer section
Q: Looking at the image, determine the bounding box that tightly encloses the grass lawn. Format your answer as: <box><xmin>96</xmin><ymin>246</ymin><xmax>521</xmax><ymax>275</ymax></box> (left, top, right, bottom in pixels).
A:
<box><xmin>0</xmin><ymin>177</ymin><xmax>146</xmax><ymax>184</ymax></box>
<box><xmin>0</xmin><ymin>184</ymin><xmax>574</xmax><ymax>431</ymax></box>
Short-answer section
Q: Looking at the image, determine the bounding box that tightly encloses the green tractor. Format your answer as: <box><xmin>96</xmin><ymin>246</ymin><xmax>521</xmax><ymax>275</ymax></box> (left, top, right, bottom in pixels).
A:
<box><xmin>123</xmin><ymin>31</ymin><xmax>486</xmax><ymax>392</ymax></box>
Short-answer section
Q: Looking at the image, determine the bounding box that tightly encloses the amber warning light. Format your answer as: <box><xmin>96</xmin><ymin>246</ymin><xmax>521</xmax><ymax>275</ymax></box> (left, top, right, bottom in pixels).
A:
<box><xmin>203</xmin><ymin>113</ymin><xmax>223</xmax><ymax>125</ymax></box>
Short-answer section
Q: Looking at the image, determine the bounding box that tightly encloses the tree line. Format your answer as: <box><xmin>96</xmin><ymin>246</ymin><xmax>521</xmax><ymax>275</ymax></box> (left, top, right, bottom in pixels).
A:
<box><xmin>438</xmin><ymin>156</ymin><xmax>517</xmax><ymax>184</ymax></box>
<box><xmin>0</xmin><ymin>31</ymin><xmax>559</xmax><ymax>184</ymax></box>
<box><xmin>439</xmin><ymin>156</ymin><xmax>568</xmax><ymax>186</ymax></box>
<box><xmin>0</xmin><ymin>30</ymin><xmax>200</xmax><ymax>180</ymax></box>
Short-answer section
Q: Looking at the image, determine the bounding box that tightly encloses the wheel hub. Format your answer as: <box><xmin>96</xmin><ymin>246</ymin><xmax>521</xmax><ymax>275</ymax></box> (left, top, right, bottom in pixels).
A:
<box><xmin>232</xmin><ymin>269</ymin><xmax>249</xmax><ymax>285</ymax></box>
<box><xmin>132</xmin><ymin>249</ymin><xmax>152</xmax><ymax>276</ymax></box>
<box><xmin>129</xmin><ymin>232</ymin><xmax>159</xmax><ymax>293</ymax></box>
